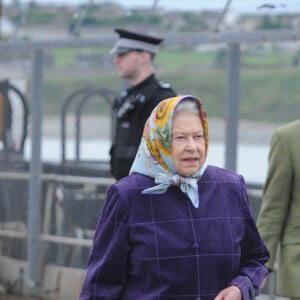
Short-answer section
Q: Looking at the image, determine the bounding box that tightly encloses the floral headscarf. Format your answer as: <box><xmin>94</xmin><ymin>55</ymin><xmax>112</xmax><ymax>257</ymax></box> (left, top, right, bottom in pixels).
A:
<box><xmin>129</xmin><ymin>95</ymin><xmax>209</xmax><ymax>208</ymax></box>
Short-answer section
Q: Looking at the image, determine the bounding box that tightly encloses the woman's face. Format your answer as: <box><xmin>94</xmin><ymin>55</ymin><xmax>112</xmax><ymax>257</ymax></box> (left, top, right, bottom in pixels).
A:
<box><xmin>172</xmin><ymin>111</ymin><xmax>206</xmax><ymax>177</ymax></box>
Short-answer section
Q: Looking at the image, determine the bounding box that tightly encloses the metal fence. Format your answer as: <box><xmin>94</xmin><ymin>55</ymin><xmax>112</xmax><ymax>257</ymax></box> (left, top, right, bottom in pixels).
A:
<box><xmin>1</xmin><ymin>29</ymin><xmax>299</xmax><ymax>299</ymax></box>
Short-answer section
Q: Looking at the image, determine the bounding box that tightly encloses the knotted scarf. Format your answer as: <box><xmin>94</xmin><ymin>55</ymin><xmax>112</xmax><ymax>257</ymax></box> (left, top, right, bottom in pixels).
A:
<box><xmin>129</xmin><ymin>95</ymin><xmax>209</xmax><ymax>208</ymax></box>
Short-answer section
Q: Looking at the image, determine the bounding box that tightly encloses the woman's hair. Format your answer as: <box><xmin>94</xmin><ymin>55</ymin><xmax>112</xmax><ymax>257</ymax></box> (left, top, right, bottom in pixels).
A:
<box><xmin>173</xmin><ymin>98</ymin><xmax>201</xmax><ymax>118</ymax></box>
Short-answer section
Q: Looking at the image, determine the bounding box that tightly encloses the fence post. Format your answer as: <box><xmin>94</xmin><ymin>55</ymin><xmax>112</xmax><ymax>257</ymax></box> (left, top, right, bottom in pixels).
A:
<box><xmin>27</xmin><ymin>47</ymin><xmax>44</xmax><ymax>291</ymax></box>
<box><xmin>225</xmin><ymin>43</ymin><xmax>240</xmax><ymax>171</ymax></box>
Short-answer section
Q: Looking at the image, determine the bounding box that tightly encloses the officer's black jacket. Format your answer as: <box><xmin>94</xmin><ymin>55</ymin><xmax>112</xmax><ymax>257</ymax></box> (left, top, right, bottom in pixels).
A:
<box><xmin>110</xmin><ymin>74</ymin><xmax>176</xmax><ymax>180</ymax></box>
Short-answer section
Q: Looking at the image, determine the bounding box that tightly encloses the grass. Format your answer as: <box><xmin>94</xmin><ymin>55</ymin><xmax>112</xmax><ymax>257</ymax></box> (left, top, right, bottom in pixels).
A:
<box><xmin>50</xmin><ymin>47</ymin><xmax>111</xmax><ymax>68</ymax></box>
<box><xmin>41</xmin><ymin>48</ymin><xmax>299</xmax><ymax>124</ymax></box>
<box><xmin>156</xmin><ymin>51</ymin><xmax>215</xmax><ymax>68</ymax></box>
<box><xmin>240</xmin><ymin>68</ymin><xmax>300</xmax><ymax>122</ymax></box>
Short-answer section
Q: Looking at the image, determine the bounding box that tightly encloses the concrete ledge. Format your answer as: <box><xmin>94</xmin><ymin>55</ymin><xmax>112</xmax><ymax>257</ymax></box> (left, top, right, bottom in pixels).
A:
<box><xmin>0</xmin><ymin>256</ymin><xmax>86</xmax><ymax>299</ymax></box>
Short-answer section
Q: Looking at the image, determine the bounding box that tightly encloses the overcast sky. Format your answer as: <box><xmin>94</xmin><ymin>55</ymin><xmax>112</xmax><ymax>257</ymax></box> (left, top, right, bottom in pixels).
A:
<box><xmin>2</xmin><ymin>0</ymin><xmax>300</xmax><ymax>14</ymax></box>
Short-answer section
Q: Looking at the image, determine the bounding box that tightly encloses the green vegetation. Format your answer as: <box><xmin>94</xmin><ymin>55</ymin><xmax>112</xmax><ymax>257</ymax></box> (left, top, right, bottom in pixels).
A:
<box><xmin>7</xmin><ymin>1</ymin><xmax>298</xmax><ymax>36</ymax></box>
<box><xmin>43</xmin><ymin>72</ymin><xmax>119</xmax><ymax>114</ymax></box>
<box><xmin>256</xmin><ymin>15</ymin><xmax>291</xmax><ymax>30</ymax></box>
<box><xmin>240</xmin><ymin>68</ymin><xmax>300</xmax><ymax>121</ymax></box>
<box><xmin>156</xmin><ymin>51</ymin><xmax>214</xmax><ymax>68</ymax></box>
<box><xmin>51</xmin><ymin>47</ymin><xmax>110</xmax><ymax>67</ymax></box>
<box><xmin>41</xmin><ymin>48</ymin><xmax>299</xmax><ymax>124</ymax></box>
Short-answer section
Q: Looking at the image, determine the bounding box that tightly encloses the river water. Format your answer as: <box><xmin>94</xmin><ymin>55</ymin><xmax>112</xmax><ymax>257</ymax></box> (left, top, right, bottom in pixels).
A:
<box><xmin>19</xmin><ymin>116</ymin><xmax>277</xmax><ymax>185</ymax></box>
<box><xmin>24</xmin><ymin>138</ymin><xmax>269</xmax><ymax>184</ymax></box>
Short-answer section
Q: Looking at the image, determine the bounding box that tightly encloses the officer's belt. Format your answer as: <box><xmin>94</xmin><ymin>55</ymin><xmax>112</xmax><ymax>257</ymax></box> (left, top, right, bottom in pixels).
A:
<box><xmin>114</xmin><ymin>145</ymin><xmax>138</xmax><ymax>159</ymax></box>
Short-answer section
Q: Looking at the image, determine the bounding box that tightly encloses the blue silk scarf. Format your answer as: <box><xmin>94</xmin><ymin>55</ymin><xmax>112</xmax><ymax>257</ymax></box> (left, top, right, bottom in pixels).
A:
<box><xmin>130</xmin><ymin>95</ymin><xmax>209</xmax><ymax>208</ymax></box>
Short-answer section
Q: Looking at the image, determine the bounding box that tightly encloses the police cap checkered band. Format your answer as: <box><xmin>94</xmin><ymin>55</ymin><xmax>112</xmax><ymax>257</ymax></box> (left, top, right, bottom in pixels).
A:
<box><xmin>111</xmin><ymin>28</ymin><xmax>163</xmax><ymax>54</ymax></box>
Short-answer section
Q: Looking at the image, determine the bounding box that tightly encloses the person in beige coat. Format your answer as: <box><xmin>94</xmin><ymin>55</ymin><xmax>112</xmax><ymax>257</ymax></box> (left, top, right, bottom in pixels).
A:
<box><xmin>257</xmin><ymin>119</ymin><xmax>300</xmax><ymax>300</ymax></box>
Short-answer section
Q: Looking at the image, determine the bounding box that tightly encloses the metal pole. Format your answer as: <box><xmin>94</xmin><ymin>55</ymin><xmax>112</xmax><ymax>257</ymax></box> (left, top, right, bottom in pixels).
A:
<box><xmin>27</xmin><ymin>48</ymin><xmax>44</xmax><ymax>289</ymax></box>
<box><xmin>72</xmin><ymin>0</ymin><xmax>94</xmax><ymax>37</ymax></box>
<box><xmin>225</xmin><ymin>43</ymin><xmax>240</xmax><ymax>171</ymax></box>
<box><xmin>0</xmin><ymin>0</ymin><xmax>2</xmax><ymax>40</ymax></box>
<box><xmin>214</xmin><ymin>0</ymin><xmax>232</xmax><ymax>32</ymax></box>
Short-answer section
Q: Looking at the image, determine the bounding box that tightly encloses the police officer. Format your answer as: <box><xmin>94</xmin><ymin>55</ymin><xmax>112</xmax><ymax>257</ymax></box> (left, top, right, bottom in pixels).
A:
<box><xmin>110</xmin><ymin>28</ymin><xmax>176</xmax><ymax>180</ymax></box>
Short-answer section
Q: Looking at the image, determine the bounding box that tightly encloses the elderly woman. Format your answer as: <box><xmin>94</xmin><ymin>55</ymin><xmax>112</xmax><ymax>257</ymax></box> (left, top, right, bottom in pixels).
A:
<box><xmin>80</xmin><ymin>95</ymin><xmax>269</xmax><ymax>300</ymax></box>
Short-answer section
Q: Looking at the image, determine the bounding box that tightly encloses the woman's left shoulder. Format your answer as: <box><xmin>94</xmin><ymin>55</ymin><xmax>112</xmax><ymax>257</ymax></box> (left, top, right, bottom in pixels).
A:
<box><xmin>204</xmin><ymin>165</ymin><xmax>244</xmax><ymax>183</ymax></box>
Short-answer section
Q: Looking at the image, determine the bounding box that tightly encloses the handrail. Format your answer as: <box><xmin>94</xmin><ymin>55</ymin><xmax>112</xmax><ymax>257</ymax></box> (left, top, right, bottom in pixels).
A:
<box><xmin>0</xmin><ymin>170</ymin><xmax>114</xmax><ymax>248</ymax></box>
<box><xmin>0</xmin><ymin>170</ymin><xmax>115</xmax><ymax>185</ymax></box>
<box><xmin>0</xmin><ymin>229</ymin><xmax>93</xmax><ymax>247</ymax></box>
<box><xmin>60</xmin><ymin>87</ymin><xmax>117</xmax><ymax>163</ymax></box>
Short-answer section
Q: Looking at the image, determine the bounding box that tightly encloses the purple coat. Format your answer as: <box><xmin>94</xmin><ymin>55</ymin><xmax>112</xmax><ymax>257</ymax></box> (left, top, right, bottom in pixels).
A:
<box><xmin>80</xmin><ymin>166</ymin><xmax>269</xmax><ymax>300</ymax></box>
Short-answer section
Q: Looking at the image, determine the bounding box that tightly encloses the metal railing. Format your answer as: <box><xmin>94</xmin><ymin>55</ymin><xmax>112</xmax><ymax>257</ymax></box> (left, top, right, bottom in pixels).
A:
<box><xmin>1</xmin><ymin>29</ymin><xmax>297</xmax><ymax>295</ymax></box>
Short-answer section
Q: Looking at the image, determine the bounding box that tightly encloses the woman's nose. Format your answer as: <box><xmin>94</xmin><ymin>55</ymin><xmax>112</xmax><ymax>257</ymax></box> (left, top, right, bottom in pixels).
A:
<box><xmin>185</xmin><ymin>136</ymin><xmax>197</xmax><ymax>150</ymax></box>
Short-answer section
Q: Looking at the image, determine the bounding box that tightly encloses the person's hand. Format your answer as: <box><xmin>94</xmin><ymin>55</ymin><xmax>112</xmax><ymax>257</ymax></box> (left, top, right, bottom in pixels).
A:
<box><xmin>214</xmin><ymin>285</ymin><xmax>242</xmax><ymax>300</ymax></box>
<box><xmin>260</xmin><ymin>276</ymin><xmax>268</xmax><ymax>289</ymax></box>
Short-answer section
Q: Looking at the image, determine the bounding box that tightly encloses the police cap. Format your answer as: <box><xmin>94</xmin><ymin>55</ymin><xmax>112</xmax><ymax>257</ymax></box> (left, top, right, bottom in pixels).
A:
<box><xmin>111</xmin><ymin>28</ymin><xmax>163</xmax><ymax>55</ymax></box>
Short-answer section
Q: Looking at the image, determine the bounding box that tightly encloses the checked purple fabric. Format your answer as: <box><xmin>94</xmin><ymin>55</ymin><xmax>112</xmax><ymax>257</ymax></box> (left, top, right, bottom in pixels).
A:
<box><xmin>80</xmin><ymin>166</ymin><xmax>269</xmax><ymax>300</ymax></box>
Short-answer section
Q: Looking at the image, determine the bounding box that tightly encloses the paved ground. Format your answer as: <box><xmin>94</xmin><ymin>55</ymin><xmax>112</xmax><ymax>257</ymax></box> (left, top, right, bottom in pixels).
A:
<box><xmin>0</xmin><ymin>293</ymin><xmax>289</xmax><ymax>300</ymax></box>
<box><xmin>258</xmin><ymin>295</ymin><xmax>288</xmax><ymax>300</ymax></box>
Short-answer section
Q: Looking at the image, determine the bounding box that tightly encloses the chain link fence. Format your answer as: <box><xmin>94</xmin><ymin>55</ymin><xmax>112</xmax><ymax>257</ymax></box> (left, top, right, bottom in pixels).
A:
<box><xmin>0</xmin><ymin>29</ymin><xmax>299</xmax><ymax>299</ymax></box>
